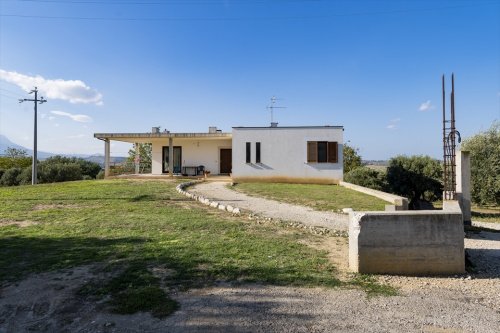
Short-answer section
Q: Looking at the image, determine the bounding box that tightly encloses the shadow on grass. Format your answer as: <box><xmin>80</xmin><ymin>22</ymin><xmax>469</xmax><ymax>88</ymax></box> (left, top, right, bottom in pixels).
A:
<box><xmin>471</xmin><ymin>210</ymin><xmax>500</xmax><ymax>221</ymax></box>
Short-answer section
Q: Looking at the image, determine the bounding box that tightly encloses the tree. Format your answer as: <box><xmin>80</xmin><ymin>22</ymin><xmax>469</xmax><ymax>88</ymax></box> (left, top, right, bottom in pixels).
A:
<box><xmin>386</xmin><ymin>155</ymin><xmax>442</xmax><ymax>209</ymax></box>
<box><xmin>343</xmin><ymin>144</ymin><xmax>362</xmax><ymax>173</ymax></box>
<box><xmin>461</xmin><ymin>121</ymin><xmax>500</xmax><ymax>206</ymax></box>
<box><xmin>127</xmin><ymin>143</ymin><xmax>152</xmax><ymax>173</ymax></box>
<box><xmin>5</xmin><ymin>147</ymin><xmax>28</xmax><ymax>158</ymax></box>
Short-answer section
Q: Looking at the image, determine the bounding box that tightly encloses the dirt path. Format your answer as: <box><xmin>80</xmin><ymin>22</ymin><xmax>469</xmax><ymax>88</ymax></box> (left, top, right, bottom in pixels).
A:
<box><xmin>190</xmin><ymin>181</ymin><xmax>349</xmax><ymax>231</ymax></box>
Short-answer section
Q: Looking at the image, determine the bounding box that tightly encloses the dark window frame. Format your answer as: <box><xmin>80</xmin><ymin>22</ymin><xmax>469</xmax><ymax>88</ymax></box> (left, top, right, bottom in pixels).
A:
<box><xmin>255</xmin><ymin>142</ymin><xmax>261</xmax><ymax>163</ymax></box>
<box><xmin>246</xmin><ymin>142</ymin><xmax>251</xmax><ymax>163</ymax></box>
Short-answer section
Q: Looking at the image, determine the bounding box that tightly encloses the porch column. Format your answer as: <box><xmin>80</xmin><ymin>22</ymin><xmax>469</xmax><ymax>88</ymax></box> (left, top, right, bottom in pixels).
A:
<box><xmin>168</xmin><ymin>137</ymin><xmax>173</xmax><ymax>178</ymax></box>
<box><xmin>104</xmin><ymin>138</ymin><xmax>110</xmax><ymax>178</ymax></box>
<box><xmin>134</xmin><ymin>142</ymin><xmax>140</xmax><ymax>174</ymax></box>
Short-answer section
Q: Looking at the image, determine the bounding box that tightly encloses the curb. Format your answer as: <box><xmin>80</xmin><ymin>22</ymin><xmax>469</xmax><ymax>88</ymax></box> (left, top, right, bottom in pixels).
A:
<box><xmin>175</xmin><ymin>181</ymin><xmax>241</xmax><ymax>215</ymax></box>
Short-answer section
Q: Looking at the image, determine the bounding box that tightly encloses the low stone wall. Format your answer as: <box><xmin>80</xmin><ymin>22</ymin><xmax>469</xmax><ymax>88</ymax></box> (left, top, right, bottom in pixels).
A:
<box><xmin>176</xmin><ymin>181</ymin><xmax>241</xmax><ymax>215</ymax></box>
<box><xmin>349</xmin><ymin>201</ymin><xmax>465</xmax><ymax>275</ymax></box>
<box><xmin>339</xmin><ymin>181</ymin><xmax>408</xmax><ymax>210</ymax></box>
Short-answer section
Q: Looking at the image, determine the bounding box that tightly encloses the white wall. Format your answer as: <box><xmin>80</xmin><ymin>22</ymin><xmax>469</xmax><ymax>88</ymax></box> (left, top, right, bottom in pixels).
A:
<box><xmin>232</xmin><ymin>127</ymin><xmax>343</xmax><ymax>183</ymax></box>
<box><xmin>151</xmin><ymin>138</ymin><xmax>232</xmax><ymax>175</ymax></box>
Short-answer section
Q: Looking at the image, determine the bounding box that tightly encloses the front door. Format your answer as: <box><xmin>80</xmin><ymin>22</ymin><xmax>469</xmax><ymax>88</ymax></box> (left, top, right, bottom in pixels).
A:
<box><xmin>162</xmin><ymin>146</ymin><xmax>182</xmax><ymax>173</ymax></box>
<box><xmin>220</xmin><ymin>149</ymin><xmax>232</xmax><ymax>174</ymax></box>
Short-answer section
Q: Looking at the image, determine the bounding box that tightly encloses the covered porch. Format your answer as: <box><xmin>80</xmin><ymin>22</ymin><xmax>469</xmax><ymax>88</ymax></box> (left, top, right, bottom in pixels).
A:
<box><xmin>94</xmin><ymin>129</ymin><xmax>232</xmax><ymax>178</ymax></box>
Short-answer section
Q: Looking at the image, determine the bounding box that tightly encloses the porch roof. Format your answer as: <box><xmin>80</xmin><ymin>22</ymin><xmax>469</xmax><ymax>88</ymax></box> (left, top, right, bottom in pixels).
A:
<box><xmin>94</xmin><ymin>132</ymin><xmax>232</xmax><ymax>143</ymax></box>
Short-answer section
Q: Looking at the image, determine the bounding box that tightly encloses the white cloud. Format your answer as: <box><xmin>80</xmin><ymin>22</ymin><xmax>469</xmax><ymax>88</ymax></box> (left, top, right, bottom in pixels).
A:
<box><xmin>386</xmin><ymin>118</ymin><xmax>400</xmax><ymax>130</ymax></box>
<box><xmin>0</xmin><ymin>69</ymin><xmax>103</xmax><ymax>105</ymax></box>
<box><xmin>50</xmin><ymin>110</ymin><xmax>92</xmax><ymax>123</ymax></box>
<box><xmin>419</xmin><ymin>100</ymin><xmax>434</xmax><ymax>111</ymax></box>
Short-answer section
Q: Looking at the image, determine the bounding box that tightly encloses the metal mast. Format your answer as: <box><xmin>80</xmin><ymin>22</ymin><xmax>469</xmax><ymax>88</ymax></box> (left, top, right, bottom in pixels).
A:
<box><xmin>442</xmin><ymin>74</ymin><xmax>461</xmax><ymax>200</ymax></box>
<box><xmin>19</xmin><ymin>87</ymin><xmax>47</xmax><ymax>185</ymax></box>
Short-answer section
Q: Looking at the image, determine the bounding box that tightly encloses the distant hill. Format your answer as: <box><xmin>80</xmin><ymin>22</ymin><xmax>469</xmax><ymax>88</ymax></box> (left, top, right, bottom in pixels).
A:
<box><xmin>0</xmin><ymin>134</ymin><xmax>127</xmax><ymax>165</ymax></box>
<box><xmin>0</xmin><ymin>134</ymin><xmax>54</xmax><ymax>159</ymax></box>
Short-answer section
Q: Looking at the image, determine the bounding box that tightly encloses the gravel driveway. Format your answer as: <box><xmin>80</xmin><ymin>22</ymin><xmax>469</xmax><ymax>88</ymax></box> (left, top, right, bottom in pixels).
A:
<box><xmin>190</xmin><ymin>181</ymin><xmax>349</xmax><ymax>231</ymax></box>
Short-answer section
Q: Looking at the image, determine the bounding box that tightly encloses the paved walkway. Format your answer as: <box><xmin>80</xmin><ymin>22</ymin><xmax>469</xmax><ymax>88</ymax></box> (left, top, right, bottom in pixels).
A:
<box><xmin>190</xmin><ymin>181</ymin><xmax>349</xmax><ymax>231</ymax></box>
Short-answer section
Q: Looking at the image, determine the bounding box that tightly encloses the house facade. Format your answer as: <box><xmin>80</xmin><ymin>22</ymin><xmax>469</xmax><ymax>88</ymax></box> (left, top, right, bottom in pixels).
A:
<box><xmin>94</xmin><ymin>125</ymin><xmax>344</xmax><ymax>184</ymax></box>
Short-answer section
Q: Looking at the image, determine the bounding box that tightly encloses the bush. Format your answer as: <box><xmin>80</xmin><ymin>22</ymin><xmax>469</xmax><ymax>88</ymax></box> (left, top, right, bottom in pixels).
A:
<box><xmin>344</xmin><ymin>166</ymin><xmax>387</xmax><ymax>191</ymax></box>
<box><xmin>0</xmin><ymin>169</ymin><xmax>4</xmax><ymax>180</ymax></box>
<box><xmin>17</xmin><ymin>167</ymin><xmax>33</xmax><ymax>185</ymax></box>
<box><xmin>42</xmin><ymin>156</ymin><xmax>101</xmax><ymax>179</ymax></box>
<box><xmin>0</xmin><ymin>168</ymin><xmax>22</xmax><ymax>186</ymax></box>
<box><xmin>0</xmin><ymin>156</ymin><xmax>31</xmax><ymax>170</ymax></box>
<box><xmin>82</xmin><ymin>175</ymin><xmax>93</xmax><ymax>180</ymax></box>
<box><xmin>38</xmin><ymin>163</ymin><xmax>83</xmax><ymax>183</ymax></box>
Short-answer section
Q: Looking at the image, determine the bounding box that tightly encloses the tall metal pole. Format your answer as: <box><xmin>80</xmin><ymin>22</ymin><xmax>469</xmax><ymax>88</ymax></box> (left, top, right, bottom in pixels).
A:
<box><xmin>19</xmin><ymin>87</ymin><xmax>46</xmax><ymax>185</ymax></box>
<box><xmin>33</xmin><ymin>89</ymin><xmax>38</xmax><ymax>184</ymax></box>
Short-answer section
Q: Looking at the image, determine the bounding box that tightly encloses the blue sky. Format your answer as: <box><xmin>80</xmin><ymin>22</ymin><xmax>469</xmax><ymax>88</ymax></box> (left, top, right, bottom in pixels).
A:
<box><xmin>0</xmin><ymin>0</ymin><xmax>498</xmax><ymax>159</ymax></box>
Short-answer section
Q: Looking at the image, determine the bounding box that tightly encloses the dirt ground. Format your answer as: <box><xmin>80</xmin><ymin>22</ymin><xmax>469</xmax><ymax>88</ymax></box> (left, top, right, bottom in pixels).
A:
<box><xmin>1</xmin><ymin>226</ymin><xmax>499</xmax><ymax>333</ymax></box>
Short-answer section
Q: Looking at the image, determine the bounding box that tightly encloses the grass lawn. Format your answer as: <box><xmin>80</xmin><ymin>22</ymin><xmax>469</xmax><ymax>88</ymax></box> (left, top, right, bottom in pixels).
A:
<box><xmin>433</xmin><ymin>201</ymin><xmax>500</xmax><ymax>223</ymax></box>
<box><xmin>0</xmin><ymin>180</ymin><xmax>394</xmax><ymax>317</ymax></box>
<box><xmin>231</xmin><ymin>182</ymin><xmax>388</xmax><ymax>212</ymax></box>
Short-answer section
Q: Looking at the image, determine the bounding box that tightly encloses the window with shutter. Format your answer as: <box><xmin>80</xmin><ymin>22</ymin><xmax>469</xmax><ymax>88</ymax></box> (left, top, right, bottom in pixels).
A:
<box><xmin>327</xmin><ymin>142</ymin><xmax>338</xmax><ymax>163</ymax></box>
<box><xmin>307</xmin><ymin>141</ymin><xmax>318</xmax><ymax>162</ymax></box>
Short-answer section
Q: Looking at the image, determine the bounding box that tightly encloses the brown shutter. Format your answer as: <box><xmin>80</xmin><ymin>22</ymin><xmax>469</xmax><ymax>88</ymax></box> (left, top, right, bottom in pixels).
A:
<box><xmin>328</xmin><ymin>142</ymin><xmax>338</xmax><ymax>163</ymax></box>
<box><xmin>307</xmin><ymin>141</ymin><xmax>318</xmax><ymax>162</ymax></box>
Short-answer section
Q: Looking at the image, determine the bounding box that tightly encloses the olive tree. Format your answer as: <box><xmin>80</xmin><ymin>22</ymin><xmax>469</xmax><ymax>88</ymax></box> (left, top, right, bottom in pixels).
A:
<box><xmin>343</xmin><ymin>144</ymin><xmax>362</xmax><ymax>174</ymax></box>
<box><xmin>461</xmin><ymin>121</ymin><xmax>500</xmax><ymax>206</ymax></box>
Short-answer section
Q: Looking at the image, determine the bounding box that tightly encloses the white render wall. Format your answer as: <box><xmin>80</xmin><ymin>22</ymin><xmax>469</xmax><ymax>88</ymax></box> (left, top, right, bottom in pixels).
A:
<box><xmin>151</xmin><ymin>138</ymin><xmax>232</xmax><ymax>175</ymax></box>
<box><xmin>232</xmin><ymin>127</ymin><xmax>343</xmax><ymax>183</ymax></box>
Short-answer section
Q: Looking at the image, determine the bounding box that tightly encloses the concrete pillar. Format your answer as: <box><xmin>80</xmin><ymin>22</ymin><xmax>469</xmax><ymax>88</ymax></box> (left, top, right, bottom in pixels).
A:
<box><xmin>104</xmin><ymin>139</ymin><xmax>110</xmax><ymax>177</ymax></box>
<box><xmin>456</xmin><ymin>150</ymin><xmax>471</xmax><ymax>225</ymax></box>
<box><xmin>134</xmin><ymin>142</ymin><xmax>140</xmax><ymax>174</ymax></box>
<box><xmin>168</xmin><ymin>137</ymin><xmax>173</xmax><ymax>178</ymax></box>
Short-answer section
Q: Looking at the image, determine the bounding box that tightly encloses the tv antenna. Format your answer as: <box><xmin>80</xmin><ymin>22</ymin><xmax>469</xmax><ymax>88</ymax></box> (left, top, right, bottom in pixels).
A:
<box><xmin>266</xmin><ymin>96</ymin><xmax>286</xmax><ymax>123</ymax></box>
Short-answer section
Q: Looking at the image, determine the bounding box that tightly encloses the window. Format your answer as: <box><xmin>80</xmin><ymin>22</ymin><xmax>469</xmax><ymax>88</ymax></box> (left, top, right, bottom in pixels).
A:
<box><xmin>246</xmin><ymin>142</ymin><xmax>251</xmax><ymax>163</ymax></box>
<box><xmin>307</xmin><ymin>141</ymin><xmax>338</xmax><ymax>163</ymax></box>
<box><xmin>256</xmin><ymin>142</ymin><xmax>261</xmax><ymax>163</ymax></box>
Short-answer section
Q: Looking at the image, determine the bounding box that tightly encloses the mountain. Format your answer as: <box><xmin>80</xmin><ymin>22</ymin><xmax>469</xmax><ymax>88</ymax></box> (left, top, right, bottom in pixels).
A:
<box><xmin>0</xmin><ymin>134</ymin><xmax>55</xmax><ymax>159</ymax></box>
<box><xmin>0</xmin><ymin>135</ymin><xmax>127</xmax><ymax>165</ymax></box>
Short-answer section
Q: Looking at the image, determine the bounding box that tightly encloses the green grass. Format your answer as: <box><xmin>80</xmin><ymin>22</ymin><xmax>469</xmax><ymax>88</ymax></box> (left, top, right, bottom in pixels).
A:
<box><xmin>0</xmin><ymin>179</ymin><xmax>394</xmax><ymax>317</ymax></box>
<box><xmin>231</xmin><ymin>182</ymin><xmax>387</xmax><ymax>212</ymax></box>
<box><xmin>433</xmin><ymin>201</ymin><xmax>500</xmax><ymax>223</ymax></box>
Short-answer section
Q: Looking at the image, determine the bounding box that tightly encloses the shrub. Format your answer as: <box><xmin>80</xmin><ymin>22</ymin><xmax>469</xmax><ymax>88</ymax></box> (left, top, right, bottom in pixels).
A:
<box><xmin>0</xmin><ymin>169</ymin><xmax>4</xmax><ymax>180</ymax></box>
<box><xmin>344</xmin><ymin>166</ymin><xmax>387</xmax><ymax>191</ymax></box>
<box><xmin>0</xmin><ymin>168</ymin><xmax>22</xmax><ymax>186</ymax></box>
<box><xmin>42</xmin><ymin>156</ymin><xmax>101</xmax><ymax>179</ymax></box>
<box><xmin>17</xmin><ymin>167</ymin><xmax>33</xmax><ymax>185</ymax></box>
<box><xmin>38</xmin><ymin>163</ymin><xmax>83</xmax><ymax>183</ymax></box>
<box><xmin>82</xmin><ymin>175</ymin><xmax>93</xmax><ymax>180</ymax></box>
<box><xmin>0</xmin><ymin>156</ymin><xmax>32</xmax><ymax>170</ymax></box>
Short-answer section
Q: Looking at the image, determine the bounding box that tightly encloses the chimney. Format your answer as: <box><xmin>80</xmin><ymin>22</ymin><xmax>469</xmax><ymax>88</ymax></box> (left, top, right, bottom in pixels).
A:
<box><xmin>270</xmin><ymin>122</ymin><xmax>278</xmax><ymax>128</ymax></box>
<box><xmin>152</xmin><ymin>127</ymin><xmax>160</xmax><ymax>134</ymax></box>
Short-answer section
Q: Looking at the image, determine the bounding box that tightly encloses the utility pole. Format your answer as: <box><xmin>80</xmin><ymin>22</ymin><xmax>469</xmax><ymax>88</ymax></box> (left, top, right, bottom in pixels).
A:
<box><xmin>19</xmin><ymin>87</ymin><xmax>46</xmax><ymax>185</ymax></box>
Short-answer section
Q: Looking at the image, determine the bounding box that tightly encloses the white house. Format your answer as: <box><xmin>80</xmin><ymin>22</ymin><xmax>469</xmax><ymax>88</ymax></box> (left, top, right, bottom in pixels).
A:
<box><xmin>94</xmin><ymin>124</ymin><xmax>344</xmax><ymax>184</ymax></box>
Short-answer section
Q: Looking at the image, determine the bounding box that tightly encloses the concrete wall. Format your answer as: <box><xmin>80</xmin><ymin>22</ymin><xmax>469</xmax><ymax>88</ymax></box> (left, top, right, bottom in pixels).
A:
<box><xmin>151</xmin><ymin>138</ymin><xmax>232</xmax><ymax>175</ymax></box>
<box><xmin>349</xmin><ymin>201</ymin><xmax>465</xmax><ymax>275</ymax></box>
<box><xmin>339</xmin><ymin>181</ymin><xmax>408</xmax><ymax>210</ymax></box>
<box><xmin>232</xmin><ymin>127</ymin><xmax>343</xmax><ymax>184</ymax></box>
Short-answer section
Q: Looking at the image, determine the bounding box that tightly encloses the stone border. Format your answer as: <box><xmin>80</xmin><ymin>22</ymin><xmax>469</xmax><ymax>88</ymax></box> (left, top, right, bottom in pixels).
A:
<box><xmin>176</xmin><ymin>181</ymin><xmax>241</xmax><ymax>215</ymax></box>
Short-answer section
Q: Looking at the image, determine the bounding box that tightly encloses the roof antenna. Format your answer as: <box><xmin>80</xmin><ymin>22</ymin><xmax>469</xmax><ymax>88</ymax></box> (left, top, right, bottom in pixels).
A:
<box><xmin>266</xmin><ymin>96</ymin><xmax>286</xmax><ymax>126</ymax></box>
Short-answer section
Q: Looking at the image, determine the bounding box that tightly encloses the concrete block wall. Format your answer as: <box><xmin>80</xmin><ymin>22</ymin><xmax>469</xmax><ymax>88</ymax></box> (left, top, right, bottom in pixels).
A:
<box><xmin>349</xmin><ymin>201</ymin><xmax>465</xmax><ymax>275</ymax></box>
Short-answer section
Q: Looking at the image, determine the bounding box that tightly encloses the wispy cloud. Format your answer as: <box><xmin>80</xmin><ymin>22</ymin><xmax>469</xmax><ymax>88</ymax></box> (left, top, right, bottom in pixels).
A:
<box><xmin>0</xmin><ymin>69</ymin><xmax>103</xmax><ymax>105</ymax></box>
<box><xmin>419</xmin><ymin>100</ymin><xmax>434</xmax><ymax>111</ymax></box>
<box><xmin>50</xmin><ymin>110</ymin><xmax>92</xmax><ymax>123</ymax></box>
<box><xmin>386</xmin><ymin>118</ymin><xmax>400</xmax><ymax>130</ymax></box>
